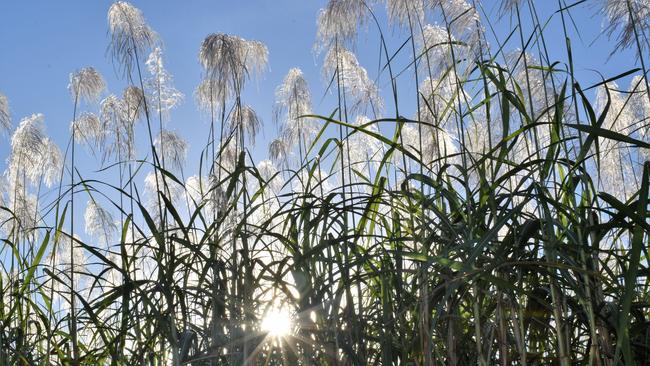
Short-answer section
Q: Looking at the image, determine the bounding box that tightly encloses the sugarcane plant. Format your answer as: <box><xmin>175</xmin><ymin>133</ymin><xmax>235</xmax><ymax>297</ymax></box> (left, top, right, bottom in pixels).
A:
<box><xmin>1</xmin><ymin>0</ymin><xmax>650</xmax><ymax>365</ymax></box>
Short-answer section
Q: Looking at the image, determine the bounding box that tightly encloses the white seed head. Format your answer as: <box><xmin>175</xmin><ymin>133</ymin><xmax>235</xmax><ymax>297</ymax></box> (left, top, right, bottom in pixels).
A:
<box><xmin>269</xmin><ymin>138</ymin><xmax>290</xmax><ymax>166</ymax></box>
<box><xmin>245</xmin><ymin>40</ymin><xmax>270</xmax><ymax>77</ymax></box>
<box><xmin>207</xmin><ymin>173</ymin><xmax>228</xmax><ymax>216</ymax></box>
<box><xmin>198</xmin><ymin>33</ymin><xmax>268</xmax><ymax>101</ymax></box>
<box><xmin>185</xmin><ymin>175</ymin><xmax>209</xmax><ymax>209</ymax></box>
<box><xmin>275</xmin><ymin>68</ymin><xmax>312</xmax><ymax>125</ymax></box>
<box><xmin>394</xmin><ymin>119</ymin><xmax>458</xmax><ymax>169</ymax></box>
<box><xmin>51</xmin><ymin>235</ymin><xmax>87</xmax><ymax>274</ymax></box>
<box><xmin>418</xmin><ymin>24</ymin><xmax>457</xmax><ymax>77</ymax></box>
<box><xmin>6</xmin><ymin>187</ymin><xmax>39</xmax><ymax>236</ymax></box>
<box><xmin>505</xmin><ymin>49</ymin><xmax>558</xmax><ymax>139</ymax></box>
<box><xmin>316</xmin><ymin>0</ymin><xmax>369</xmax><ymax>51</ymax></box>
<box><xmin>347</xmin><ymin>115</ymin><xmax>382</xmax><ymax>175</ymax></box>
<box><xmin>601</xmin><ymin>0</ymin><xmax>650</xmax><ymax>55</ymax></box>
<box><xmin>386</xmin><ymin>0</ymin><xmax>426</xmax><ymax>27</ymax></box>
<box><xmin>323</xmin><ymin>47</ymin><xmax>383</xmax><ymax>115</ymax></box>
<box><xmin>123</xmin><ymin>86</ymin><xmax>146</xmax><ymax>122</ymax></box>
<box><xmin>9</xmin><ymin>114</ymin><xmax>47</xmax><ymax>186</ymax></box>
<box><xmin>154</xmin><ymin>129</ymin><xmax>188</xmax><ymax>171</ymax></box>
<box><xmin>418</xmin><ymin>74</ymin><xmax>467</xmax><ymax>131</ymax></box>
<box><xmin>256</xmin><ymin>159</ymin><xmax>283</xmax><ymax>192</ymax></box>
<box><xmin>228</xmin><ymin>105</ymin><xmax>261</xmax><ymax>145</ymax></box>
<box><xmin>68</xmin><ymin>67</ymin><xmax>106</xmax><ymax>103</ymax></box>
<box><xmin>144</xmin><ymin>171</ymin><xmax>184</xmax><ymax>224</ymax></box>
<box><xmin>274</xmin><ymin>68</ymin><xmax>319</xmax><ymax>149</ymax></box>
<box><xmin>465</xmin><ymin>120</ymin><xmax>491</xmax><ymax>157</ymax></box>
<box><xmin>194</xmin><ymin>78</ymin><xmax>228</xmax><ymax>112</ymax></box>
<box><xmin>432</xmin><ymin>0</ymin><xmax>480</xmax><ymax>34</ymax></box>
<box><xmin>101</xmin><ymin>95</ymin><xmax>127</xmax><ymax>127</ymax></box>
<box><xmin>71</xmin><ymin>112</ymin><xmax>104</xmax><ymax>149</ymax></box>
<box><xmin>294</xmin><ymin>167</ymin><xmax>333</xmax><ymax>194</ymax></box>
<box><xmin>432</xmin><ymin>0</ymin><xmax>483</xmax><ymax>57</ymax></box>
<box><xmin>0</xmin><ymin>92</ymin><xmax>12</xmax><ymax>135</ymax></box>
<box><xmin>282</xmin><ymin>118</ymin><xmax>320</xmax><ymax>154</ymax></box>
<box><xmin>41</xmin><ymin>138</ymin><xmax>63</xmax><ymax>188</ymax></box>
<box><xmin>145</xmin><ymin>47</ymin><xmax>184</xmax><ymax>114</ymax></box>
<box><xmin>84</xmin><ymin>200</ymin><xmax>117</xmax><ymax>246</ymax></box>
<box><xmin>595</xmin><ymin>81</ymin><xmax>638</xmax><ymax>200</ymax></box>
<box><xmin>107</xmin><ymin>1</ymin><xmax>158</xmax><ymax>73</ymax></box>
<box><xmin>0</xmin><ymin>175</ymin><xmax>8</xmax><ymax>224</ymax></box>
<box><xmin>597</xmin><ymin>138</ymin><xmax>638</xmax><ymax>201</ymax></box>
<box><xmin>596</xmin><ymin>82</ymin><xmax>635</xmax><ymax>136</ymax></box>
<box><xmin>214</xmin><ymin>139</ymin><xmax>240</xmax><ymax>176</ymax></box>
<box><xmin>100</xmin><ymin>94</ymin><xmax>134</xmax><ymax>160</ymax></box>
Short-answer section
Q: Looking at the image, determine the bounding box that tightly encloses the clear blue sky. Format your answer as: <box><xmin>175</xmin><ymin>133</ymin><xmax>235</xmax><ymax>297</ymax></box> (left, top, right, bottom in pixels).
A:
<box><xmin>0</xmin><ymin>0</ymin><xmax>639</xmax><ymax>178</ymax></box>
<box><xmin>0</xmin><ymin>0</ymin><xmax>326</xmax><ymax>174</ymax></box>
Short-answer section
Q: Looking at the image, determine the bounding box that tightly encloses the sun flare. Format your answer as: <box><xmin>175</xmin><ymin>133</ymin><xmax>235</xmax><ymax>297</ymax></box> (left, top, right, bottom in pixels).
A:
<box><xmin>261</xmin><ymin>308</ymin><xmax>293</xmax><ymax>338</ymax></box>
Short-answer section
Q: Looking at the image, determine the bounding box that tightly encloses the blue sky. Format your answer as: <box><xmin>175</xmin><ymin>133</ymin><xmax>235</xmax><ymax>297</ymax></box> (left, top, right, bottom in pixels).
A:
<box><xmin>0</xmin><ymin>1</ymin><xmax>325</xmax><ymax>172</ymax></box>
<box><xmin>0</xmin><ymin>1</ymin><xmax>640</xmax><ymax>179</ymax></box>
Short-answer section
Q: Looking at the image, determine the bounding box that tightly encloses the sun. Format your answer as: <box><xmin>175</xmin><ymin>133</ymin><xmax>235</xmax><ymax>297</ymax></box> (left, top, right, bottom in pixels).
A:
<box><xmin>261</xmin><ymin>308</ymin><xmax>293</xmax><ymax>338</ymax></box>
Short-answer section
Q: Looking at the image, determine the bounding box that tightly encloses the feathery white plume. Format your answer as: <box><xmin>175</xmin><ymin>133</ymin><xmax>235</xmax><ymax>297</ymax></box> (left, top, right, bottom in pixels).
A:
<box><xmin>269</xmin><ymin>138</ymin><xmax>290</xmax><ymax>167</ymax></box>
<box><xmin>144</xmin><ymin>170</ymin><xmax>184</xmax><ymax>200</ymax></box>
<box><xmin>6</xmin><ymin>186</ymin><xmax>39</xmax><ymax>237</ymax></box>
<box><xmin>185</xmin><ymin>175</ymin><xmax>210</xmax><ymax>209</ymax></box>
<box><xmin>0</xmin><ymin>92</ymin><xmax>11</xmax><ymax>135</ymax></box>
<box><xmin>316</xmin><ymin>0</ymin><xmax>369</xmax><ymax>51</ymax></box>
<box><xmin>418</xmin><ymin>74</ymin><xmax>468</xmax><ymax>132</ymax></box>
<box><xmin>275</xmin><ymin>68</ymin><xmax>312</xmax><ymax>124</ymax></box>
<box><xmin>101</xmin><ymin>95</ymin><xmax>127</xmax><ymax>126</ymax></box>
<box><xmin>198</xmin><ymin>33</ymin><xmax>268</xmax><ymax>102</ymax></box>
<box><xmin>432</xmin><ymin>0</ymin><xmax>483</xmax><ymax>58</ymax></box>
<box><xmin>100</xmin><ymin>94</ymin><xmax>133</xmax><ymax>160</ymax></box>
<box><xmin>0</xmin><ymin>179</ymin><xmax>9</xmax><ymax>234</ymax></box>
<box><xmin>107</xmin><ymin>1</ymin><xmax>158</xmax><ymax>72</ymax></box>
<box><xmin>464</xmin><ymin>120</ymin><xmax>494</xmax><ymax>165</ymax></box>
<box><xmin>396</xmin><ymin>117</ymin><xmax>458</xmax><ymax>169</ymax></box>
<box><xmin>123</xmin><ymin>86</ymin><xmax>146</xmax><ymax>122</ymax></box>
<box><xmin>601</xmin><ymin>0</ymin><xmax>650</xmax><ymax>55</ymax></box>
<box><xmin>68</xmin><ymin>67</ymin><xmax>106</xmax><ymax>103</ymax></box>
<box><xmin>154</xmin><ymin>129</ymin><xmax>188</xmax><ymax>171</ymax></box>
<box><xmin>40</xmin><ymin>138</ymin><xmax>63</xmax><ymax>188</ymax></box>
<box><xmin>343</xmin><ymin>116</ymin><xmax>382</xmax><ymax>176</ymax></box>
<box><xmin>418</xmin><ymin>24</ymin><xmax>457</xmax><ymax>77</ymax></box>
<box><xmin>256</xmin><ymin>159</ymin><xmax>283</xmax><ymax>193</ymax></box>
<box><xmin>214</xmin><ymin>139</ymin><xmax>240</xmax><ymax>177</ymax></box>
<box><xmin>596</xmin><ymin>82</ymin><xmax>636</xmax><ymax>135</ymax></box>
<box><xmin>84</xmin><ymin>200</ymin><xmax>117</xmax><ymax>246</ymax></box>
<box><xmin>506</xmin><ymin>49</ymin><xmax>563</xmax><ymax>145</ymax></box>
<box><xmin>71</xmin><ymin>112</ymin><xmax>104</xmax><ymax>149</ymax></box>
<box><xmin>50</xmin><ymin>234</ymin><xmax>86</xmax><ymax>276</ymax></box>
<box><xmin>323</xmin><ymin>48</ymin><xmax>383</xmax><ymax>114</ymax></box>
<box><xmin>275</xmin><ymin>68</ymin><xmax>320</xmax><ymax>149</ymax></box>
<box><xmin>385</xmin><ymin>0</ymin><xmax>426</xmax><ymax>27</ymax></box>
<box><xmin>195</xmin><ymin>78</ymin><xmax>227</xmax><ymax>112</ymax></box>
<box><xmin>144</xmin><ymin>170</ymin><xmax>184</xmax><ymax>223</ymax></box>
<box><xmin>8</xmin><ymin>114</ymin><xmax>47</xmax><ymax>186</ymax></box>
<box><xmin>145</xmin><ymin>47</ymin><xmax>183</xmax><ymax>114</ymax></box>
<box><xmin>244</xmin><ymin>40</ymin><xmax>269</xmax><ymax>76</ymax></box>
<box><xmin>595</xmin><ymin>82</ymin><xmax>638</xmax><ymax>200</ymax></box>
<box><xmin>433</xmin><ymin>0</ymin><xmax>480</xmax><ymax>34</ymax></box>
<box><xmin>294</xmin><ymin>167</ymin><xmax>333</xmax><ymax>194</ymax></box>
<box><xmin>228</xmin><ymin>105</ymin><xmax>261</xmax><ymax>145</ymax></box>
<box><xmin>424</xmin><ymin>126</ymin><xmax>457</xmax><ymax>167</ymax></box>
